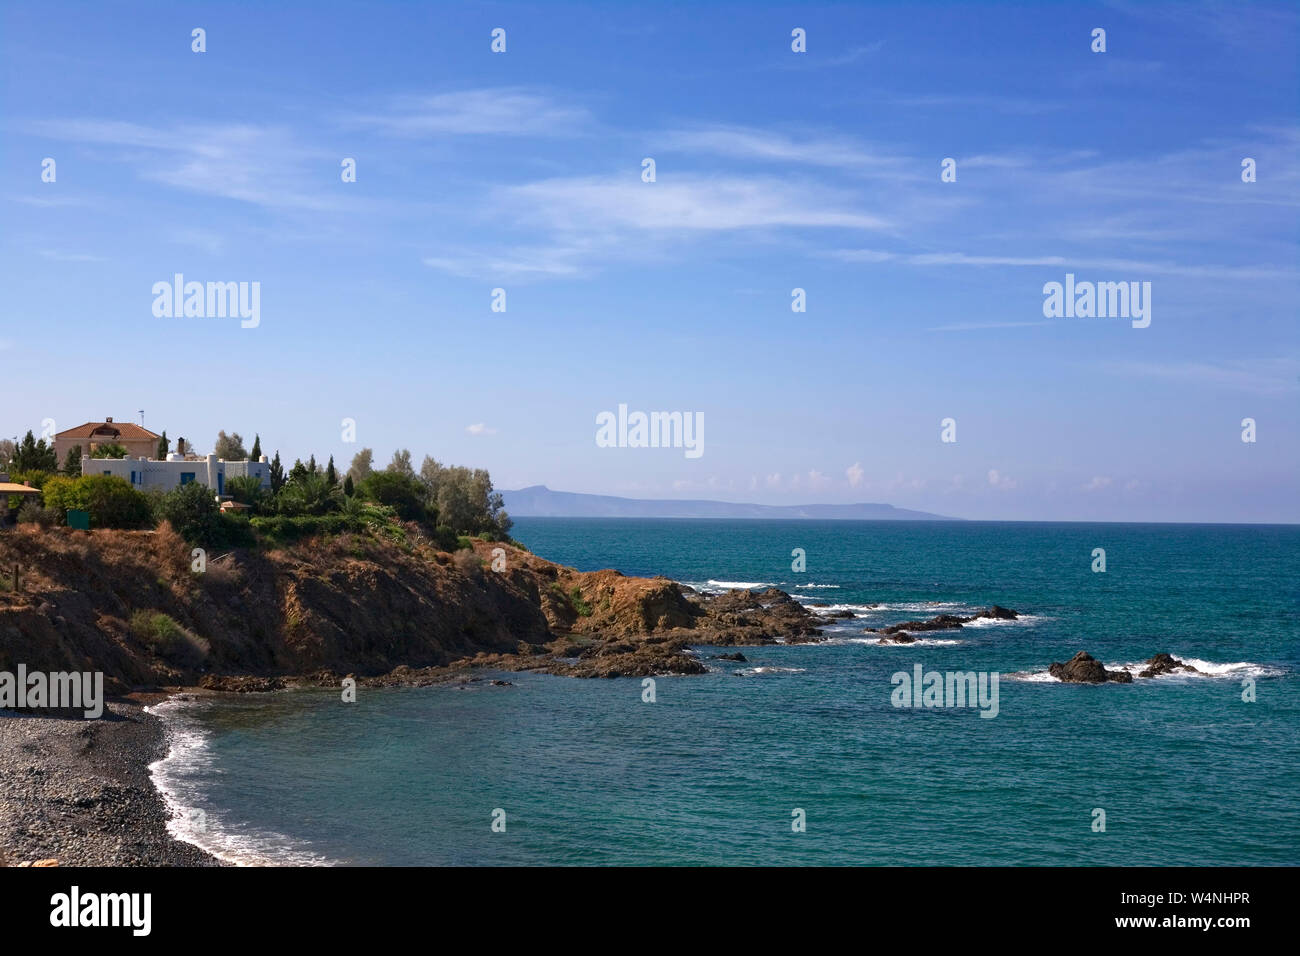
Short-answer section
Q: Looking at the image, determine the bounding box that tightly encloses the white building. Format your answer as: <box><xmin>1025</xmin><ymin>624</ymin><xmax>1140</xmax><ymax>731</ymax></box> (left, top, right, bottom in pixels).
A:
<box><xmin>84</xmin><ymin>453</ymin><xmax>271</xmax><ymax>495</ymax></box>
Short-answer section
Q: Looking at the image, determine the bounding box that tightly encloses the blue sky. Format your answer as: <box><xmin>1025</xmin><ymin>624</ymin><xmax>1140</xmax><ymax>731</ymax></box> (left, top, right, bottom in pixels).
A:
<box><xmin>2</xmin><ymin>0</ymin><xmax>1296</xmax><ymax>521</ymax></box>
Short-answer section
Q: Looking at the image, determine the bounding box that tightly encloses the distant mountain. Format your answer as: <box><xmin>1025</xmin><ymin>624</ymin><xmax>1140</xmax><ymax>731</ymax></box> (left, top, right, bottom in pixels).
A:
<box><xmin>501</xmin><ymin>486</ymin><xmax>957</xmax><ymax>520</ymax></box>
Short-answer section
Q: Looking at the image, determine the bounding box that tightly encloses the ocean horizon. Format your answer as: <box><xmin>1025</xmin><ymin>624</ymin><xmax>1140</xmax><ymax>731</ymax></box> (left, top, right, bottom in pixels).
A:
<box><xmin>148</xmin><ymin>517</ymin><xmax>1300</xmax><ymax>866</ymax></box>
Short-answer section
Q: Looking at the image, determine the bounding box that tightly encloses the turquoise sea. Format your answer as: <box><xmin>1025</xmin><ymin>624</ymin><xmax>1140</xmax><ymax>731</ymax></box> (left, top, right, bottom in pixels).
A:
<box><xmin>149</xmin><ymin>519</ymin><xmax>1300</xmax><ymax>865</ymax></box>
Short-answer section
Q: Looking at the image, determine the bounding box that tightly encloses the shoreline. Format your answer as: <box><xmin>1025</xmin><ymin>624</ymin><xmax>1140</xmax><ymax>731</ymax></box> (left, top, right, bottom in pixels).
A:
<box><xmin>0</xmin><ymin>694</ymin><xmax>225</xmax><ymax>867</ymax></box>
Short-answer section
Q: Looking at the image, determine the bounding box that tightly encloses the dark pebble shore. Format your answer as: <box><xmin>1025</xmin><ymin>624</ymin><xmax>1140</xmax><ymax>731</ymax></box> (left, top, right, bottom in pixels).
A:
<box><xmin>0</xmin><ymin>697</ymin><xmax>225</xmax><ymax>866</ymax></box>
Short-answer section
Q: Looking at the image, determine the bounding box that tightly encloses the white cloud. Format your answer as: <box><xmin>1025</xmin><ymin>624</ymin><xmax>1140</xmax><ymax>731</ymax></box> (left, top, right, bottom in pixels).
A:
<box><xmin>29</xmin><ymin>118</ymin><xmax>341</xmax><ymax>211</ymax></box>
<box><xmin>506</xmin><ymin>175</ymin><xmax>891</xmax><ymax>233</ymax></box>
<box><xmin>846</xmin><ymin>462</ymin><xmax>864</xmax><ymax>487</ymax></box>
<box><xmin>987</xmin><ymin>469</ymin><xmax>1017</xmax><ymax>490</ymax></box>
<box><xmin>663</xmin><ymin>125</ymin><xmax>904</xmax><ymax>173</ymax></box>
<box><xmin>465</xmin><ymin>423</ymin><xmax>497</xmax><ymax>436</ymax></box>
<box><xmin>344</xmin><ymin>88</ymin><xmax>591</xmax><ymax>137</ymax></box>
<box><xmin>1099</xmin><ymin>357</ymin><xmax>1300</xmax><ymax>394</ymax></box>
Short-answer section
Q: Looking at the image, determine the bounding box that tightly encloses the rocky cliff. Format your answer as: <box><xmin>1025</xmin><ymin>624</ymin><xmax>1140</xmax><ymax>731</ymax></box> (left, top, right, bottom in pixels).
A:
<box><xmin>0</xmin><ymin>525</ymin><xmax>824</xmax><ymax>691</ymax></box>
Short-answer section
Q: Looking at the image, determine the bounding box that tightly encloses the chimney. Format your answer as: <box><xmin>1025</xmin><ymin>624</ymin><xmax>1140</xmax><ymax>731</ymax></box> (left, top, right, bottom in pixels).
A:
<box><xmin>105</xmin><ymin>416</ymin><xmax>113</xmax><ymax>423</ymax></box>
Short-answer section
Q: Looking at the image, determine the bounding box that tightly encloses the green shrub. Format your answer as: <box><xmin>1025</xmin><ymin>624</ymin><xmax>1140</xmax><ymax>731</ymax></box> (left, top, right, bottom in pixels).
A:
<box><xmin>79</xmin><ymin>475</ymin><xmax>153</xmax><ymax>529</ymax></box>
<box><xmin>40</xmin><ymin>475</ymin><xmax>85</xmax><ymax>515</ymax></box>
<box><xmin>275</xmin><ymin>472</ymin><xmax>340</xmax><ymax>517</ymax></box>
<box><xmin>157</xmin><ymin>481</ymin><xmax>226</xmax><ymax>547</ymax></box>
<box><xmin>359</xmin><ymin>471</ymin><xmax>430</xmax><ymax>524</ymax></box>
<box><xmin>250</xmin><ymin>513</ymin><xmax>360</xmax><ymax>544</ymax></box>
<box><xmin>130</xmin><ymin>610</ymin><xmax>209</xmax><ymax>667</ymax></box>
<box><xmin>569</xmin><ymin>586</ymin><xmax>593</xmax><ymax>617</ymax></box>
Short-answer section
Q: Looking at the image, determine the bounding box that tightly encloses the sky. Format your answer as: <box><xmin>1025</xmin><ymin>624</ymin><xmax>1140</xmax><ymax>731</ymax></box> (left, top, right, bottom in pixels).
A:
<box><xmin>1</xmin><ymin>0</ymin><xmax>1296</xmax><ymax>522</ymax></box>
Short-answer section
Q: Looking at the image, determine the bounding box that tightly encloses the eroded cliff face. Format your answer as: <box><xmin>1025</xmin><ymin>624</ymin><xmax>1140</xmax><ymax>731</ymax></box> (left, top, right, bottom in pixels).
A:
<box><xmin>0</xmin><ymin>526</ymin><xmax>824</xmax><ymax>691</ymax></box>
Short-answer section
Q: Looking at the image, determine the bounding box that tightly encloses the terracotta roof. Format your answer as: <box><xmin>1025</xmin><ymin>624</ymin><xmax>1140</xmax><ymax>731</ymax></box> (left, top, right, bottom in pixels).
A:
<box><xmin>0</xmin><ymin>482</ymin><xmax>42</xmax><ymax>494</ymax></box>
<box><xmin>55</xmin><ymin>421</ymin><xmax>161</xmax><ymax>441</ymax></box>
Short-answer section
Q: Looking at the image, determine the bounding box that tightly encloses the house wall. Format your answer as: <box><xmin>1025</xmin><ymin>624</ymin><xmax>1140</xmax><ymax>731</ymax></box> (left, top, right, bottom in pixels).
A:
<box><xmin>83</xmin><ymin>454</ymin><xmax>271</xmax><ymax>493</ymax></box>
<box><xmin>55</xmin><ymin>435</ymin><xmax>156</xmax><ymax>464</ymax></box>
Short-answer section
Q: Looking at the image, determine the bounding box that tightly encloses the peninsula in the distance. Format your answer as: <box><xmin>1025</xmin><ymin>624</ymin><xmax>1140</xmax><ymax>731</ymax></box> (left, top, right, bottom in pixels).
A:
<box><xmin>501</xmin><ymin>485</ymin><xmax>957</xmax><ymax>520</ymax></box>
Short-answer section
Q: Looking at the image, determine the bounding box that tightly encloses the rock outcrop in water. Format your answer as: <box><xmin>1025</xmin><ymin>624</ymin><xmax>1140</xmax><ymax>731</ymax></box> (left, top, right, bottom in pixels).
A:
<box><xmin>1137</xmin><ymin>653</ymin><xmax>1200</xmax><ymax>678</ymax></box>
<box><xmin>867</xmin><ymin>606</ymin><xmax>1019</xmax><ymax>644</ymax></box>
<box><xmin>1048</xmin><ymin>651</ymin><xmax>1134</xmax><ymax>684</ymax></box>
<box><xmin>0</xmin><ymin>526</ymin><xmax>825</xmax><ymax>689</ymax></box>
<box><xmin>1045</xmin><ymin>651</ymin><xmax>1201</xmax><ymax>684</ymax></box>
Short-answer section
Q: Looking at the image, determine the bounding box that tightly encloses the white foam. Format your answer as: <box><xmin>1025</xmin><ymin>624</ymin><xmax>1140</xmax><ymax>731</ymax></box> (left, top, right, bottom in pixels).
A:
<box><xmin>146</xmin><ymin>697</ymin><xmax>333</xmax><ymax>867</ymax></box>
<box><xmin>703</xmin><ymin>580</ymin><xmax>776</xmax><ymax>591</ymax></box>
<box><xmin>1111</xmin><ymin>658</ymin><xmax>1285</xmax><ymax>680</ymax></box>
<box><xmin>735</xmin><ymin>666</ymin><xmax>806</xmax><ymax>676</ymax></box>
<box><xmin>836</xmin><ymin>636</ymin><xmax>963</xmax><ymax>647</ymax></box>
<box><xmin>1006</xmin><ymin>657</ymin><xmax>1284</xmax><ymax>683</ymax></box>
<box><xmin>809</xmin><ymin>603</ymin><xmax>878</xmax><ymax>615</ymax></box>
<box><xmin>962</xmin><ymin>614</ymin><xmax>1041</xmax><ymax>628</ymax></box>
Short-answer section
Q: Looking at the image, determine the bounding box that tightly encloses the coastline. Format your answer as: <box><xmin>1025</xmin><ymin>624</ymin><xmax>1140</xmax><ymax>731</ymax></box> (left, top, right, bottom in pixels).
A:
<box><xmin>0</xmin><ymin>694</ymin><xmax>225</xmax><ymax>867</ymax></box>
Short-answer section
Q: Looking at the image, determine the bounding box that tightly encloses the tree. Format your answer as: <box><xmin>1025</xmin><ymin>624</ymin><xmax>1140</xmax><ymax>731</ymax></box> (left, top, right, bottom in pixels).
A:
<box><xmin>269</xmin><ymin>451</ymin><xmax>286</xmax><ymax>493</ymax></box>
<box><xmin>157</xmin><ymin>431</ymin><xmax>170</xmax><ymax>459</ymax></box>
<box><xmin>343</xmin><ymin>473</ymin><xmax>354</xmax><ymax>497</ymax></box>
<box><xmin>347</xmin><ymin>448</ymin><xmax>374</xmax><ymax>484</ymax></box>
<box><xmin>387</xmin><ymin>449</ymin><xmax>414</xmax><ymax>477</ymax></box>
<box><xmin>420</xmin><ymin>457</ymin><xmax>510</xmax><ymax>537</ymax></box>
<box><xmin>63</xmin><ymin>444</ymin><xmax>83</xmax><ymax>477</ymax></box>
<box><xmin>157</xmin><ymin>481</ymin><xmax>225</xmax><ymax>547</ymax></box>
<box><xmin>91</xmin><ymin>442</ymin><xmax>129</xmax><ymax>459</ymax></box>
<box><xmin>214</xmin><ymin>430</ymin><xmax>249</xmax><ymax>460</ymax></box>
<box><xmin>325</xmin><ymin>455</ymin><xmax>337</xmax><ymax>486</ymax></box>
<box><xmin>0</xmin><ymin>439</ymin><xmax>16</xmax><ymax>470</ymax></box>
<box><xmin>359</xmin><ymin>471</ymin><xmax>430</xmax><ymax>524</ymax></box>
<box><xmin>276</xmin><ymin>471</ymin><xmax>340</xmax><ymax>517</ymax></box>
<box><xmin>307</xmin><ymin>454</ymin><xmax>318</xmax><ymax>476</ymax></box>
<box><xmin>250</xmin><ymin>434</ymin><xmax>261</xmax><ymax>460</ymax></box>
<box><xmin>12</xmin><ymin>431</ymin><xmax>58</xmax><ymax>472</ymax></box>
<box><xmin>40</xmin><ymin>475</ymin><xmax>85</xmax><ymax>515</ymax></box>
<box><xmin>78</xmin><ymin>475</ymin><xmax>153</xmax><ymax>529</ymax></box>
<box><xmin>288</xmin><ymin>458</ymin><xmax>310</xmax><ymax>485</ymax></box>
<box><xmin>226</xmin><ymin>474</ymin><xmax>269</xmax><ymax>512</ymax></box>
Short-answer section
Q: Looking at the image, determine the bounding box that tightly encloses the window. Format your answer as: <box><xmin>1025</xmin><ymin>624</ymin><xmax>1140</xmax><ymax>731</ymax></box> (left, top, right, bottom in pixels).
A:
<box><xmin>131</xmin><ymin>471</ymin><xmax>137</xmax><ymax>484</ymax></box>
<box><xmin>102</xmin><ymin>471</ymin><xmax>111</xmax><ymax>476</ymax></box>
<box><xmin>180</xmin><ymin>472</ymin><xmax>196</xmax><ymax>485</ymax></box>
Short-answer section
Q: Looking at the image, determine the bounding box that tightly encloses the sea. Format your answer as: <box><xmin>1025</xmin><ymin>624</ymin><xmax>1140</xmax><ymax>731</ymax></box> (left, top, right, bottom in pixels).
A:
<box><xmin>147</xmin><ymin>518</ymin><xmax>1300</xmax><ymax>866</ymax></box>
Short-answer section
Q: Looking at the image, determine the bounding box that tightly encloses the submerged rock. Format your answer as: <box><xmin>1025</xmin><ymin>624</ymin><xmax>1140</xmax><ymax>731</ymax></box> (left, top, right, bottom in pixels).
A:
<box><xmin>714</xmin><ymin>652</ymin><xmax>748</xmax><ymax>662</ymax></box>
<box><xmin>866</xmin><ymin>606</ymin><xmax>1020</xmax><ymax>636</ymax></box>
<box><xmin>1137</xmin><ymin>653</ymin><xmax>1199</xmax><ymax>678</ymax></box>
<box><xmin>876</xmin><ymin>632</ymin><xmax>917</xmax><ymax>645</ymax></box>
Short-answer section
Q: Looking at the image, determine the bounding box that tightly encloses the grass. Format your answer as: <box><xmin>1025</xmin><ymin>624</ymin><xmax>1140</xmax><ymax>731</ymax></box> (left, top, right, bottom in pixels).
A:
<box><xmin>129</xmin><ymin>610</ymin><xmax>210</xmax><ymax>667</ymax></box>
<box><xmin>569</xmin><ymin>585</ymin><xmax>593</xmax><ymax>617</ymax></box>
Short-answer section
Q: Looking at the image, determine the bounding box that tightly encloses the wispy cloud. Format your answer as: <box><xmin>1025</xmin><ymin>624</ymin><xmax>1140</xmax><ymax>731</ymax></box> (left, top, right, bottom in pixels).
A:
<box><xmin>1098</xmin><ymin>357</ymin><xmax>1300</xmax><ymax>394</ymax></box>
<box><xmin>343</xmin><ymin>88</ymin><xmax>591</xmax><ymax>137</ymax></box>
<box><xmin>506</xmin><ymin>174</ymin><xmax>892</xmax><ymax>233</ymax></box>
<box><xmin>831</xmin><ymin>248</ymin><xmax>1299</xmax><ymax>280</ymax></box>
<box><xmin>663</xmin><ymin>124</ymin><xmax>907</xmax><ymax>174</ymax></box>
<box><xmin>38</xmin><ymin>249</ymin><xmax>106</xmax><ymax>262</ymax></box>
<box><xmin>28</xmin><ymin>118</ymin><xmax>341</xmax><ymax>211</ymax></box>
